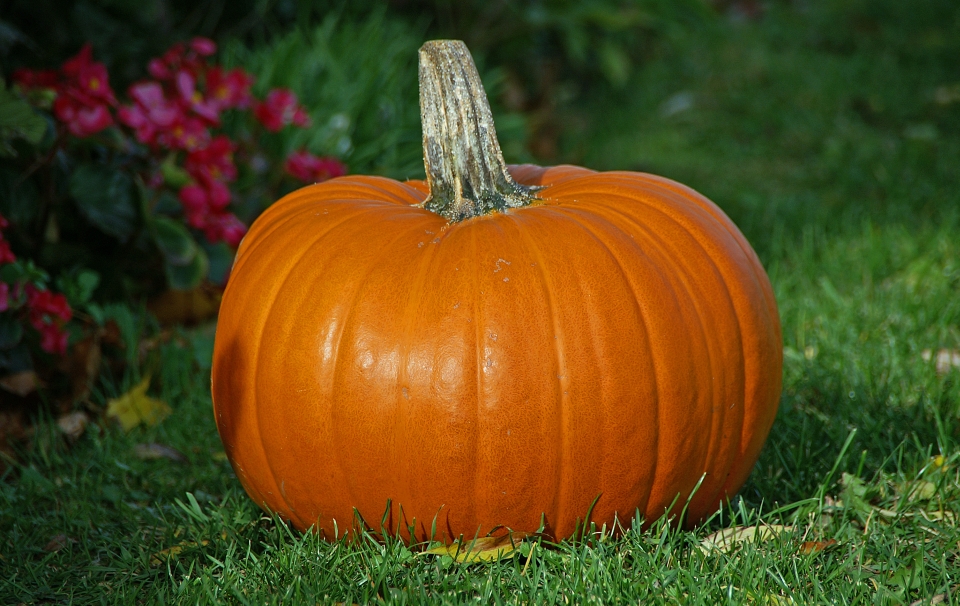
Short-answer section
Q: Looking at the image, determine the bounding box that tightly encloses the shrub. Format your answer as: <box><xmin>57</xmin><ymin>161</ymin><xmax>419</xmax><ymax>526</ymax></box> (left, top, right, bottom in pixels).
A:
<box><xmin>1</xmin><ymin>37</ymin><xmax>346</xmax><ymax>383</ymax></box>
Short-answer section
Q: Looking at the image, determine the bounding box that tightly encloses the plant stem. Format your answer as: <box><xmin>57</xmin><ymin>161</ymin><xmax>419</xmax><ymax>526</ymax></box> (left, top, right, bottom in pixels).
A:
<box><xmin>418</xmin><ymin>40</ymin><xmax>538</xmax><ymax>223</ymax></box>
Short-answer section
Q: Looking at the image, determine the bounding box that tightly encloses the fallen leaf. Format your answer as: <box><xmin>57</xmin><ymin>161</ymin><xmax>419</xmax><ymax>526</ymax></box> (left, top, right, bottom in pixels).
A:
<box><xmin>908</xmin><ymin>480</ymin><xmax>937</xmax><ymax>502</ymax></box>
<box><xmin>57</xmin><ymin>411</ymin><xmax>89</xmax><ymax>440</ymax></box>
<box><xmin>799</xmin><ymin>539</ymin><xmax>837</xmax><ymax>554</ymax></box>
<box><xmin>699</xmin><ymin>524</ymin><xmax>792</xmax><ymax>554</ymax></box>
<box><xmin>921</xmin><ymin>349</ymin><xmax>960</xmax><ymax>375</ymax></box>
<box><xmin>134</xmin><ymin>442</ymin><xmax>187</xmax><ymax>463</ymax></box>
<box><xmin>55</xmin><ymin>330</ymin><xmax>103</xmax><ymax>406</ymax></box>
<box><xmin>910</xmin><ymin>594</ymin><xmax>947</xmax><ymax>606</ymax></box>
<box><xmin>919</xmin><ymin>510</ymin><xmax>956</xmax><ymax>523</ymax></box>
<box><xmin>0</xmin><ymin>370</ymin><xmax>39</xmax><ymax>397</ymax></box>
<box><xmin>150</xmin><ymin>539</ymin><xmax>209</xmax><ymax>566</ymax></box>
<box><xmin>423</xmin><ymin>530</ymin><xmax>533</xmax><ymax>563</ymax></box>
<box><xmin>43</xmin><ymin>534</ymin><xmax>71</xmax><ymax>552</ymax></box>
<box><xmin>106</xmin><ymin>377</ymin><xmax>171</xmax><ymax>432</ymax></box>
<box><xmin>147</xmin><ymin>284</ymin><xmax>222</xmax><ymax>326</ymax></box>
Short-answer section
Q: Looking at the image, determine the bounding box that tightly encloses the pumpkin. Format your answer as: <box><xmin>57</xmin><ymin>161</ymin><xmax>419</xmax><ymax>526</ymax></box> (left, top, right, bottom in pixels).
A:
<box><xmin>211</xmin><ymin>40</ymin><xmax>782</xmax><ymax>542</ymax></box>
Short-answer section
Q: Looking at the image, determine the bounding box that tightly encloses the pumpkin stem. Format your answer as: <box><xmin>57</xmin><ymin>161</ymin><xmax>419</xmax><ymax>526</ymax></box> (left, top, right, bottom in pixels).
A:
<box><xmin>418</xmin><ymin>40</ymin><xmax>538</xmax><ymax>222</ymax></box>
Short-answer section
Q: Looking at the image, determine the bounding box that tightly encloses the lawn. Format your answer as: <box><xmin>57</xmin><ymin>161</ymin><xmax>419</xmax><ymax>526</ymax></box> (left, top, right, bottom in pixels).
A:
<box><xmin>3</xmin><ymin>1</ymin><xmax>960</xmax><ymax>604</ymax></box>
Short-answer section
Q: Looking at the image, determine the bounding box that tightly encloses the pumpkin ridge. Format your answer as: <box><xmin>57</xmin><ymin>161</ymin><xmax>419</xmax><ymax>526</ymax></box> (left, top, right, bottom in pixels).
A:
<box><xmin>546</xmin><ymin>204</ymin><xmax>718</xmax><ymax>523</ymax></box>
<box><xmin>506</xmin><ymin>208</ymin><xmax>581</xmax><ymax>536</ymax></box>
<box><xmin>467</xmin><ymin>225</ymin><xmax>483</xmax><ymax>537</ymax></box>
<box><xmin>528</xmin><ymin>206</ymin><xmax>669</xmax><ymax>526</ymax></box>
<box><xmin>393</xmin><ymin>214</ymin><xmax>464</xmax><ymax>534</ymax></box>
<box><xmin>558</xmin><ymin>191</ymin><xmax>751</xmax><ymax>515</ymax></box>
<box><xmin>324</xmin><ymin>218</ymin><xmax>434</xmax><ymax>534</ymax></box>
<box><xmin>217</xmin><ymin>201</ymin><xmax>372</xmax><ymax>529</ymax></box>
<box><xmin>600</xmin><ymin>180</ymin><xmax>779</xmax><ymax>499</ymax></box>
<box><xmin>565</xmin><ymin>181</ymin><xmax>779</xmax><ymax>510</ymax></box>
<box><xmin>249</xmin><ymin>206</ymin><xmax>375</xmax><ymax>529</ymax></box>
<box><xmin>232</xmin><ymin>196</ymin><xmax>381</xmax><ymax>289</ymax></box>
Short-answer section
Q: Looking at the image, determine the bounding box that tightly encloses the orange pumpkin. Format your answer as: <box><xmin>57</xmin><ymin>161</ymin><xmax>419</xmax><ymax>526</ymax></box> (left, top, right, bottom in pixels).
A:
<box><xmin>211</xmin><ymin>41</ymin><xmax>782</xmax><ymax>542</ymax></box>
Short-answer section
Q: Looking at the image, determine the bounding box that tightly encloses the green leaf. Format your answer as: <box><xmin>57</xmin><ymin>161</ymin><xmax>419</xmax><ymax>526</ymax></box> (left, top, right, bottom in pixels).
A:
<box><xmin>201</xmin><ymin>241</ymin><xmax>235</xmax><ymax>285</ymax></box>
<box><xmin>598</xmin><ymin>39</ymin><xmax>631</xmax><ymax>87</ymax></box>
<box><xmin>166</xmin><ymin>246</ymin><xmax>208</xmax><ymax>290</ymax></box>
<box><xmin>56</xmin><ymin>269</ymin><xmax>101</xmax><ymax>306</ymax></box>
<box><xmin>0</xmin><ymin>315</ymin><xmax>24</xmax><ymax>349</ymax></box>
<box><xmin>68</xmin><ymin>165</ymin><xmax>139</xmax><ymax>241</ymax></box>
<box><xmin>160</xmin><ymin>153</ymin><xmax>191</xmax><ymax>188</ymax></box>
<box><xmin>152</xmin><ymin>216</ymin><xmax>198</xmax><ymax>266</ymax></box>
<box><xmin>0</xmin><ymin>83</ymin><xmax>47</xmax><ymax>156</ymax></box>
<box><xmin>0</xmin><ymin>166</ymin><xmax>41</xmax><ymax>227</ymax></box>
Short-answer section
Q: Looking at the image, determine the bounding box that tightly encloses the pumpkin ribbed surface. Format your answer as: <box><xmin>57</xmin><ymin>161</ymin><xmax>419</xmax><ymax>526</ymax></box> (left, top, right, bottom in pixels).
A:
<box><xmin>211</xmin><ymin>164</ymin><xmax>782</xmax><ymax>541</ymax></box>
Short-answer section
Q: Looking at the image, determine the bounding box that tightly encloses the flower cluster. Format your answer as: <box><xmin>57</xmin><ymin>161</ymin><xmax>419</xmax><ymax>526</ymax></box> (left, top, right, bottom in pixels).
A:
<box><xmin>14</xmin><ymin>39</ymin><xmax>348</xmax><ymax>250</ymax></box>
<box><xmin>0</xmin><ymin>215</ymin><xmax>72</xmax><ymax>355</ymax></box>
<box><xmin>285</xmin><ymin>150</ymin><xmax>348</xmax><ymax>183</ymax></box>
<box><xmin>13</xmin><ymin>44</ymin><xmax>118</xmax><ymax>137</ymax></box>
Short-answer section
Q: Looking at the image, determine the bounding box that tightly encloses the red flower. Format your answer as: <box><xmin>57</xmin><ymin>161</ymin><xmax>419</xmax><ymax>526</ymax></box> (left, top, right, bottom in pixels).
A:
<box><xmin>12</xmin><ymin>68</ymin><xmax>59</xmax><ymax>90</ymax></box>
<box><xmin>185</xmin><ymin>136</ymin><xmax>237</xmax><ymax>183</ymax></box>
<box><xmin>24</xmin><ymin>44</ymin><xmax>120</xmax><ymax>138</ymax></box>
<box><xmin>254</xmin><ymin>89</ymin><xmax>310</xmax><ymax>132</ymax></box>
<box><xmin>39</xmin><ymin>324</ymin><xmax>69</xmax><ymax>355</ymax></box>
<box><xmin>178</xmin><ymin>178</ymin><xmax>232</xmax><ymax>228</ymax></box>
<box><xmin>0</xmin><ymin>241</ymin><xmax>14</xmax><ymax>265</ymax></box>
<box><xmin>23</xmin><ymin>285</ymin><xmax>72</xmax><ymax>355</ymax></box>
<box><xmin>203</xmin><ymin>213</ymin><xmax>247</xmax><ymax>247</ymax></box>
<box><xmin>26</xmin><ymin>285</ymin><xmax>72</xmax><ymax>323</ymax></box>
<box><xmin>285</xmin><ymin>150</ymin><xmax>346</xmax><ymax>183</ymax></box>
<box><xmin>148</xmin><ymin>39</ymin><xmax>210</xmax><ymax>83</ymax></box>
<box><xmin>54</xmin><ymin>96</ymin><xmax>114</xmax><ymax>137</ymax></box>
<box><xmin>206</xmin><ymin>67</ymin><xmax>255</xmax><ymax>110</ymax></box>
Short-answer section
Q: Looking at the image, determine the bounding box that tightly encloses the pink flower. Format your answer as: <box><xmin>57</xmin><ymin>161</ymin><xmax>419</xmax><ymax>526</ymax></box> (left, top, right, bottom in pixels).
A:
<box><xmin>190</xmin><ymin>37</ymin><xmax>217</xmax><ymax>57</ymax></box>
<box><xmin>206</xmin><ymin>67</ymin><xmax>255</xmax><ymax>110</ymax></box>
<box><xmin>118</xmin><ymin>81</ymin><xmax>182</xmax><ymax>145</ymax></box>
<box><xmin>148</xmin><ymin>57</ymin><xmax>172</xmax><ymax>81</ymax></box>
<box><xmin>0</xmin><ymin>283</ymin><xmax>9</xmax><ymax>313</ymax></box>
<box><xmin>285</xmin><ymin>150</ymin><xmax>347</xmax><ymax>183</ymax></box>
<box><xmin>254</xmin><ymin>89</ymin><xmax>310</xmax><ymax>132</ymax></box>
<box><xmin>176</xmin><ymin>70</ymin><xmax>220</xmax><ymax>124</ymax></box>
<box><xmin>167</xmin><ymin>115</ymin><xmax>211</xmax><ymax>151</ymax></box>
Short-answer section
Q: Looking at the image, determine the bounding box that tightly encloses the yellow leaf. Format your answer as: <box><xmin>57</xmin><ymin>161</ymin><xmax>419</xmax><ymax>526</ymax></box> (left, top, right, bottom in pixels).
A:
<box><xmin>106</xmin><ymin>377</ymin><xmax>171</xmax><ymax>432</ymax></box>
<box><xmin>699</xmin><ymin>524</ymin><xmax>792</xmax><ymax>554</ymax></box>
<box><xmin>149</xmin><ymin>539</ymin><xmax>209</xmax><ymax>566</ymax></box>
<box><xmin>423</xmin><ymin>531</ymin><xmax>532</xmax><ymax>563</ymax></box>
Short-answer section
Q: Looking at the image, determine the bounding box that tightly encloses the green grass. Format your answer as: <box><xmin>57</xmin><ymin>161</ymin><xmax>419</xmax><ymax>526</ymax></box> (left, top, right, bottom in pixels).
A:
<box><xmin>3</xmin><ymin>1</ymin><xmax>960</xmax><ymax>603</ymax></box>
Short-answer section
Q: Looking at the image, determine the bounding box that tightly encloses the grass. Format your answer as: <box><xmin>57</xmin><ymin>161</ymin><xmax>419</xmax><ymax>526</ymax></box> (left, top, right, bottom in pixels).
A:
<box><xmin>3</xmin><ymin>1</ymin><xmax>960</xmax><ymax>603</ymax></box>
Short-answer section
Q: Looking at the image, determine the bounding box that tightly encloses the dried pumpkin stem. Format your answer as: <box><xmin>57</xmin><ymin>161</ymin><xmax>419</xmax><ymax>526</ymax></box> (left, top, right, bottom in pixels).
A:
<box><xmin>419</xmin><ymin>40</ymin><xmax>538</xmax><ymax>223</ymax></box>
